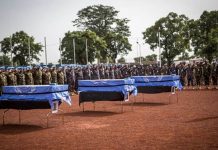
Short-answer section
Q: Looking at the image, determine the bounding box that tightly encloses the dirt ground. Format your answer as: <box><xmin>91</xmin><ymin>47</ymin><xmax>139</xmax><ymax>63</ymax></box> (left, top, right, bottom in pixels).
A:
<box><xmin>0</xmin><ymin>89</ymin><xmax>218</xmax><ymax>150</ymax></box>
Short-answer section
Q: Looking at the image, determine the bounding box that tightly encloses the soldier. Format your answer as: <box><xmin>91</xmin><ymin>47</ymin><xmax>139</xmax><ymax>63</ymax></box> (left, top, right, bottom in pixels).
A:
<box><xmin>203</xmin><ymin>61</ymin><xmax>211</xmax><ymax>89</ymax></box>
<box><xmin>83</xmin><ymin>66</ymin><xmax>91</xmax><ymax>80</ymax></box>
<box><xmin>57</xmin><ymin>67</ymin><xmax>65</xmax><ymax>85</ymax></box>
<box><xmin>99</xmin><ymin>65</ymin><xmax>105</xmax><ymax>79</ymax></box>
<box><xmin>114</xmin><ymin>65</ymin><xmax>122</xmax><ymax>79</ymax></box>
<box><xmin>105</xmin><ymin>66</ymin><xmax>110</xmax><ymax>79</ymax></box>
<box><xmin>92</xmin><ymin>65</ymin><xmax>100</xmax><ymax>80</ymax></box>
<box><xmin>33</xmin><ymin>66</ymin><xmax>42</xmax><ymax>85</ymax></box>
<box><xmin>194</xmin><ymin>62</ymin><xmax>203</xmax><ymax>89</ymax></box>
<box><xmin>42</xmin><ymin>67</ymin><xmax>51</xmax><ymax>85</ymax></box>
<box><xmin>6</xmin><ymin>67</ymin><xmax>17</xmax><ymax>86</ymax></box>
<box><xmin>180</xmin><ymin>63</ymin><xmax>187</xmax><ymax>87</ymax></box>
<box><xmin>51</xmin><ymin>66</ymin><xmax>57</xmax><ymax>84</ymax></box>
<box><xmin>0</xmin><ymin>68</ymin><xmax>7</xmax><ymax>95</ymax></box>
<box><xmin>186</xmin><ymin>64</ymin><xmax>194</xmax><ymax>88</ymax></box>
<box><xmin>109</xmin><ymin>66</ymin><xmax>115</xmax><ymax>79</ymax></box>
<box><xmin>211</xmin><ymin>62</ymin><xmax>218</xmax><ymax>89</ymax></box>
<box><xmin>16</xmin><ymin>67</ymin><xmax>25</xmax><ymax>85</ymax></box>
<box><xmin>169</xmin><ymin>64</ymin><xmax>177</xmax><ymax>75</ymax></box>
<box><xmin>74</xmin><ymin>67</ymin><xmax>83</xmax><ymax>91</ymax></box>
<box><xmin>25</xmin><ymin>66</ymin><xmax>34</xmax><ymax>85</ymax></box>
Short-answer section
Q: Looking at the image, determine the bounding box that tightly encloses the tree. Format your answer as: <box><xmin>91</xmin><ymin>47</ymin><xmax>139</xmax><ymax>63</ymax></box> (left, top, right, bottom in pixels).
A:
<box><xmin>0</xmin><ymin>55</ymin><xmax>11</xmax><ymax>66</ymax></box>
<box><xmin>145</xmin><ymin>54</ymin><xmax>157</xmax><ymax>62</ymax></box>
<box><xmin>73</xmin><ymin>5</ymin><xmax>132</xmax><ymax>62</ymax></box>
<box><xmin>134</xmin><ymin>57</ymin><xmax>145</xmax><ymax>64</ymax></box>
<box><xmin>143</xmin><ymin>12</ymin><xmax>190</xmax><ymax>66</ymax></box>
<box><xmin>189</xmin><ymin>11</ymin><xmax>218</xmax><ymax>62</ymax></box>
<box><xmin>0</xmin><ymin>31</ymin><xmax>43</xmax><ymax>66</ymax></box>
<box><xmin>61</xmin><ymin>30</ymin><xmax>107</xmax><ymax>64</ymax></box>
<box><xmin>117</xmin><ymin>57</ymin><xmax>126</xmax><ymax>63</ymax></box>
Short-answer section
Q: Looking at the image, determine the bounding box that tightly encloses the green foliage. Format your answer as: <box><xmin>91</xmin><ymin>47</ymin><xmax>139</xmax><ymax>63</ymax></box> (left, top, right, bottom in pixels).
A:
<box><xmin>61</xmin><ymin>30</ymin><xmax>107</xmax><ymax>64</ymax></box>
<box><xmin>117</xmin><ymin>57</ymin><xmax>126</xmax><ymax>63</ymax></box>
<box><xmin>143</xmin><ymin>12</ymin><xmax>189</xmax><ymax>66</ymax></box>
<box><xmin>189</xmin><ymin>11</ymin><xmax>218</xmax><ymax>62</ymax></box>
<box><xmin>0</xmin><ymin>55</ymin><xmax>11</xmax><ymax>66</ymax></box>
<box><xmin>0</xmin><ymin>31</ymin><xmax>43</xmax><ymax>66</ymax></box>
<box><xmin>73</xmin><ymin>5</ymin><xmax>132</xmax><ymax>62</ymax></box>
<box><xmin>145</xmin><ymin>54</ymin><xmax>157</xmax><ymax>62</ymax></box>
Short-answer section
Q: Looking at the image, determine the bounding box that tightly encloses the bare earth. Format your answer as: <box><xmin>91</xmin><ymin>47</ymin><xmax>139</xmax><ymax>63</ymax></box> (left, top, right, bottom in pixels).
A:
<box><xmin>0</xmin><ymin>90</ymin><xmax>218</xmax><ymax>150</ymax></box>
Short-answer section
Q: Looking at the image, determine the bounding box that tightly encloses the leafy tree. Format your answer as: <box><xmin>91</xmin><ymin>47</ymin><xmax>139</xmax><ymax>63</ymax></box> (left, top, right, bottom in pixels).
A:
<box><xmin>61</xmin><ymin>30</ymin><xmax>106</xmax><ymax>64</ymax></box>
<box><xmin>0</xmin><ymin>31</ymin><xmax>43</xmax><ymax>66</ymax></box>
<box><xmin>73</xmin><ymin>5</ymin><xmax>132</xmax><ymax>62</ymax></box>
<box><xmin>134</xmin><ymin>57</ymin><xmax>145</xmax><ymax>64</ymax></box>
<box><xmin>189</xmin><ymin>11</ymin><xmax>218</xmax><ymax>62</ymax></box>
<box><xmin>0</xmin><ymin>55</ymin><xmax>11</xmax><ymax>66</ymax></box>
<box><xmin>145</xmin><ymin>54</ymin><xmax>157</xmax><ymax>62</ymax></box>
<box><xmin>143</xmin><ymin>12</ymin><xmax>190</xmax><ymax>66</ymax></box>
<box><xmin>117</xmin><ymin>57</ymin><xmax>126</xmax><ymax>63</ymax></box>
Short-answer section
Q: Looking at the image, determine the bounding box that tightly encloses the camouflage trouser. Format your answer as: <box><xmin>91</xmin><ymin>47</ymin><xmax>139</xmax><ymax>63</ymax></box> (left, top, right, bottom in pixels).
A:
<box><xmin>187</xmin><ymin>76</ymin><xmax>194</xmax><ymax>86</ymax></box>
<box><xmin>195</xmin><ymin>76</ymin><xmax>201</xmax><ymax>86</ymax></box>
<box><xmin>204</xmin><ymin>75</ymin><xmax>210</xmax><ymax>86</ymax></box>
<box><xmin>212</xmin><ymin>76</ymin><xmax>217</xmax><ymax>85</ymax></box>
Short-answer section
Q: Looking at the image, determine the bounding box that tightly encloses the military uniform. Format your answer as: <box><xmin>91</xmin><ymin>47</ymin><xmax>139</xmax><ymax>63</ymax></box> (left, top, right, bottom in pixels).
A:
<box><xmin>194</xmin><ymin>64</ymin><xmax>203</xmax><ymax>88</ymax></box>
<box><xmin>51</xmin><ymin>68</ymin><xmax>57</xmax><ymax>84</ymax></box>
<box><xmin>57</xmin><ymin>68</ymin><xmax>65</xmax><ymax>85</ymax></box>
<box><xmin>16</xmin><ymin>70</ymin><xmax>25</xmax><ymax>85</ymax></box>
<box><xmin>186</xmin><ymin>64</ymin><xmax>194</xmax><ymax>86</ymax></box>
<box><xmin>33</xmin><ymin>68</ymin><xmax>42</xmax><ymax>85</ymax></box>
<box><xmin>25</xmin><ymin>69</ymin><xmax>34</xmax><ymax>85</ymax></box>
<box><xmin>7</xmin><ymin>71</ymin><xmax>16</xmax><ymax>86</ymax></box>
<box><xmin>211</xmin><ymin>63</ymin><xmax>218</xmax><ymax>87</ymax></box>
<box><xmin>203</xmin><ymin>63</ymin><xmax>211</xmax><ymax>87</ymax></box>
<box><xmin>42</xmin><ymin>69</ymin><xmax>51</xmax><ymax>85</ymax></box>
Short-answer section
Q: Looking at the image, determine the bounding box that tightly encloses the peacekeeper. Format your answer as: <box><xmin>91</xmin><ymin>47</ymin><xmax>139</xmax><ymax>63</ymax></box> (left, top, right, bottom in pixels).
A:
<box><xmin>104</xmin><ymin>66</ymin><xmax>110</xmax><ymax>79</ymax></box>
<box><xmin>0</xmin><ymin>68</ymin><xmax>7</xmax><ymax>95</ymax></box>
<box><xmin>203</xmin><ymin>61</ymin><xmax>211</xmax><ymax>89</ymax></box>
<box><xmin>57</xmin><ymin>67</ymin><xmax>65</xmax><ymax>85</ymax></box>
<box><xmin>83</xmin><ymin>66</ymin><xmax>91</xmax><ymax>80</ymax></box>
<box><xmin>186</xmin><ymin>64</ymin><xmax>194</xmax><ymax>87</ymax></box>
<box><xmin>33</xmin><ymin>66</ymin><xmax>42</xmax><ymax>85</ymax></box>
<box><xmin>99</xmin><ymin>65</ymin><xmax>105</xmax><ymax>79</ymax></box>
<box><xmin>51</xmin><ymin>66</ymin><xmax>57</xmax><ymax>84</ymax></box>
<box><xmin>25</xmin><ymin>66</ymin><xmax>34</xmax><ymax>85</ymax></box>
<box><xmin>109</xmin><ymin>66</ymin><xmax>115</xmax><ymax>79</ymax></box>
<box><xmin>91</xmin><ymin>65</ymin><xmax>100</xmax><ymax>80</ymax></box>
<box><xmin>211</xmin><ymin>62</ymin><xmax>218</xmax><ymax>89</ymax></box>
<box><xmin>194</xmin><ymin>62</ymin><xmax>203</xmax><ymax>89</ymax></box>
<box><xmin>16</xmin><ymin>67</ymin><xmax>25</xmax><ymax>85</ymax></box>
<box><xmin>42</xmin><ymin>67</ymin><xmax>51</xmax><ymax>85</ymax></box>
<box><xmin>6</xmin><ymin>67</ymin><xmax>17</xmax><ymax>86</ymax></box>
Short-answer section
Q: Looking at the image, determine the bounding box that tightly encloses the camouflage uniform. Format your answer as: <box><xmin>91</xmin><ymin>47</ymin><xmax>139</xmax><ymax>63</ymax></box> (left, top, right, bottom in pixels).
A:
<box><xmin>203</xmin><ymin>62</ymin><xmax>211</xmax><ymax>86</ymax></box>
<box><xmin>0</xmin><ymin>70</ymin><xmax>7</xmax><ymax>95</ymax></box>
<box><xmin>16</xmin><ymin>69</ymin><xmax>26</xmax><ymax>85</ymax></box>
<box><xmin>42</xmin><ymin>69</ymin><xmax>51</xmax><ymax>85</ymax></box>
<box><xmin>57</xmin><ymin>68</ymin><xmax>65</xmax><ymax>85</ymax></box>
<box><xmin>211</xmin><ymin>63</ymin><xmax>218</xmax><ymax>87</ymax></box>
<box><xmin>25</xmin><ymin>69</ymin><xmax>34</xmax><ymax>85</ymax></box>
<box><xmin>51</xmin><ymin>68</ymin><xmax>57</xmax><ymax>84</ymax></box>
<box><xmin>92</xmin><ymin>67</ymin><xmax>100</xmax><ymax>80</ymax></box>
<box><xmin>99</xmin><ymin>66</ymin><xmax>105</xmax><ymax>79</ymax></box>
<box><xmin>186</xmin><ymin>64</ymin><xmax>194</xmax><ymax>86</ymax></box>
<box><xmin>33</xmin><ymin>68</ymin><xmax>42</xmax><ymax>85</ymax></box>
<box><xmin>83</xmin><ymin>67</ymin><xmax>91</xmax><ymax>80</ymax></box>
<box><xmin>7</xmin><ymin>70</ymin><xmax>17</xmax><ymax>86</ymax></box>
<box><xmin>194</xmin><ymin>63</ymin><xmax>203</xmax><ymax>87</ymax></box>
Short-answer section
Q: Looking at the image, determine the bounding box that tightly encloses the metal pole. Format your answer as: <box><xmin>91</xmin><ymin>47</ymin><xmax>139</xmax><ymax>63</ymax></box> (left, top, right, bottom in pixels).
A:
<box><xmin>10</xmin><ymin>36</ymin><xmax>13</xmax><ymax>66</ymax></box>
<box><xmin>28</xmin><ymin>37</ymin><xmax>31</xmax><ymax>65</ymax></box>
<box><xmin>59</xmin><ymin>38</ymin><xmax>62</xmax><ymax>65</ymax></box>
<box><xmin>158</xmin><ymin>28</ymin><xmax>161</xmax><ymax>67</ymax></box>
<box><xmin>44</xmin><ymin>37</ymin><xmax>47</xmax><ymax>65</ymax></box>
<box><xmin>73</xmin><ymin>38</ymin><xmax>76</xmax><ymax>64</ymax></box>
<box><xmin>85</xmin><ymin>38</ymin><xmax>88</xmax><ymax>65</ymax></box>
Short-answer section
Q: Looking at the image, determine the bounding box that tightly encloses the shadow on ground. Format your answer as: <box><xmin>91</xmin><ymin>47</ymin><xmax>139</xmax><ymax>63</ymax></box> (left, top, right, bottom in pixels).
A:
<box><xmin>185</xmin><ymin>116</ymin><xmax>218</xmax><ymax>123</ymax></box>
<box><xmin>0</xmin><ymin>124</ymin><xmax>49</xmax><ymax>135</ymax></box>
<box><xmin>63</xmin><ymin>110</ymin><xmax>120</xmax><ymax>117</ymax></box>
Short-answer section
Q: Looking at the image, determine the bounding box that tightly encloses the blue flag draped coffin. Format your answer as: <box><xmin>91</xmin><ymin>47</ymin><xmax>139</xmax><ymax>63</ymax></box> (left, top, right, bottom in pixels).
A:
<box><xmin>78</xmin><ymin>79</ymin><xmax>137</xmax><ymax>104</ymax></box>
<box><xmin>0</xmin><ymin>85</ymin><xmax>71</xmax><ymax>110</ymax></box>
<box><xmin>131</xmin><ymin>75</ymin><xmax>182</xmax><ymax>93</ymax></box>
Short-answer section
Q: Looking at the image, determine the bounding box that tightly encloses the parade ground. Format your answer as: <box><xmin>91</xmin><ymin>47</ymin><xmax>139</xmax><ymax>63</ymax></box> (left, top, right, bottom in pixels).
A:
<box><xmin>0</xmin><ymin>89</ymin><xmax>218</xmax><ymax>149</ymax></box>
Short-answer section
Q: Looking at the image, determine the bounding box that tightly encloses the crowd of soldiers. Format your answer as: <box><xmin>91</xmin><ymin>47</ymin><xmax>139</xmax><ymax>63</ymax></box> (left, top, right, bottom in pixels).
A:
<box><xmin>0</xmin><ymin>61</ymin><xmax>218</xmax><ymax>94</ymax></box>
